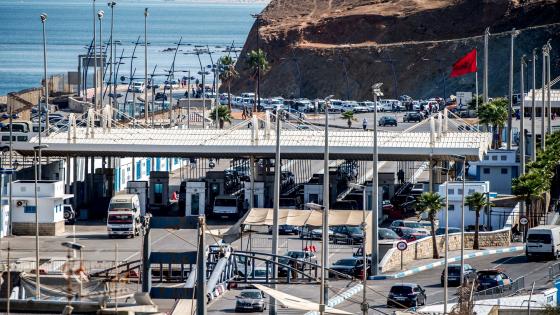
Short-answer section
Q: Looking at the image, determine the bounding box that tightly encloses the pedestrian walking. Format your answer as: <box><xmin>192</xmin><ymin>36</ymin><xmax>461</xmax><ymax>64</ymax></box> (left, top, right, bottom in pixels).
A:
<box><xmin>362</xmin><ymin>118</ymin><xmax>368</xmax><ymax>130</ymax></box>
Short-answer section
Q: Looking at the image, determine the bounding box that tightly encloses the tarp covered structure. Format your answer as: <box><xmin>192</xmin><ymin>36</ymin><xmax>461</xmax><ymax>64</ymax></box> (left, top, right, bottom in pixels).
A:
<box><xmin>253</xmin><ymin>283</ymin><xmax>352</xmax><ymax>314</ymax></box>
<box><xmin>210</xmin><ymin>208</ymin><xmax>384</xmax><ymax>253</ymax></box>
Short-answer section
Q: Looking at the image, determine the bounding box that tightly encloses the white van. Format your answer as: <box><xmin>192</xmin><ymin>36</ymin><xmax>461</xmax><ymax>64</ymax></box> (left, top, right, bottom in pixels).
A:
<box><xmin>213</xmin><ymin>195</ymin><xmax>241</xmax><ymax>218</ymax></box>
<box><xmin>107</xmin><ymin>194</ymin><xmax>142</xmax><ymax>238</ymax></box>
<box><xmin>526</xmin><ymin>225</ymin><xmax>560</xmax><ymax>260</ymax></box>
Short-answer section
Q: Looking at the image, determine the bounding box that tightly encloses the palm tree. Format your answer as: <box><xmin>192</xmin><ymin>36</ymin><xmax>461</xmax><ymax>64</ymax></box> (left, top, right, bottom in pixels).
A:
<box><xmin>512</xmin><ymin>168</ymin><xmax>552</xmax><ymax>228</ymax></box>
<box><xmin>246</xmin><ymin>49</ymin><xmax>270</xmax><ymax>112</ymax></box>
<box><xmin>341</xmin><ymin>110</ymin><xmax>356</xmax><ymax>128</ymax></box>
<box><xmin>218</xmin><ymin>55</ymin><xmax>238</xmax><ymax>111</ymax></box>
<box><xmin>477</xmin><ymin>98</ymin><xmax>508</xmax><ymax>148</ymax></box>
<box><xmin>416</xmin><ymin>192</ymin><xmax>445</xmax><ymax>258</ymax></box>
<box><xmin>209</xmin><ymin>105</ymin><xmax>232</xmax><ymax>129</ymax></box>
<box><xmin>465</xmin><ymin>192</ymin><xmax>492</xmax><ymax>250</ymax></box>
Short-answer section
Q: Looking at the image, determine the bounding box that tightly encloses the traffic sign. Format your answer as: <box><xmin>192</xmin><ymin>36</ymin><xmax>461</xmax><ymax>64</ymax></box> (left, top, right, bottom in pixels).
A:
<box><xmin>520</xmin><ymin>216</ymin><xmax>528</xmax><ymax>225</ymax></box>
<box><xmin>397</xmin><ymin>241</ymin><xmax>408</xmax><ymax>251</ymax></box>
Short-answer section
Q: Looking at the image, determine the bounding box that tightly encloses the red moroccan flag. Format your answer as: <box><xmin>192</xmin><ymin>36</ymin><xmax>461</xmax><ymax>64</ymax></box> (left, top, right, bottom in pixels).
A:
<box><xmin>450</xmin><ymin>49</ymin><xmax>477</xmax><ymax>78</ymax></box>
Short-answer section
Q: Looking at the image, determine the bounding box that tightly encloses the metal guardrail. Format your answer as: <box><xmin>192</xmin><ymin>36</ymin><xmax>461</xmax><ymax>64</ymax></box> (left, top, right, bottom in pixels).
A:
<box><xmin>473</xmin><ymin>276</ymin><xmax>526</xmax><ymax>300</ymax></box>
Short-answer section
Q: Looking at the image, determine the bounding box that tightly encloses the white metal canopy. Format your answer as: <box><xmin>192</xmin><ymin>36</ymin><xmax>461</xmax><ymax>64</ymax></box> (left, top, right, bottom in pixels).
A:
<box><xmin>14</xmin><ymin>127</ymin><xmax>492</xmax><ymax>161</ymax></box>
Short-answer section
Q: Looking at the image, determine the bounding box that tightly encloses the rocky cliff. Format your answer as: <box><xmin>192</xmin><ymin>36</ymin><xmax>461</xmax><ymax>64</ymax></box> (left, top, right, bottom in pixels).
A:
<box><xmin>231</xmin><ymin>0</ymin><xmax>560</xmax><ymax>100</ymax></box>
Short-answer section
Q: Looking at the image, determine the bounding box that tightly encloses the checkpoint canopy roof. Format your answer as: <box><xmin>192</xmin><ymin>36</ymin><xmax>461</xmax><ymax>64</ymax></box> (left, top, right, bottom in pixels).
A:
<box><xmin>14</xmin><ymin>127</ymin><xmax>492</xmax><ymax>161</ymax></box>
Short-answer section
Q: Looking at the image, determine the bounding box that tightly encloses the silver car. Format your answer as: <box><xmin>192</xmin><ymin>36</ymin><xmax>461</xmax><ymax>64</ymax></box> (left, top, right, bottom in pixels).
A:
<box><xmin>235</xmin><ymin>289</ymin><xmax>266</xmax><ymax>312</ymax></box>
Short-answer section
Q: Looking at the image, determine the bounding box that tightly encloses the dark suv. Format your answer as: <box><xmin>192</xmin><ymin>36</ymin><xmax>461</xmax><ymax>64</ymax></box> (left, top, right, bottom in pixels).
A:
<box><xmin>332</xmin><ymin>225</ymin><xmax>363</xmax><ymax>244</ymax></box>
<box><xmin>379</xmin><ymin>116</ymin><xmax>398</xmax><ymax>126</ymax></box>
<box><xmin>403</xmin><ymin>112</ymin><xmax>423</xmax><ymax>122</ymax></box>
<box><xmin>387</xmin><ymin>283</ymin><xmax>426</xmax><ymax>308</ymax></box>
<box><xmin>441</xmin><ymin>263</ymin><xmax>477</xmax><ymax>286</ymax></box>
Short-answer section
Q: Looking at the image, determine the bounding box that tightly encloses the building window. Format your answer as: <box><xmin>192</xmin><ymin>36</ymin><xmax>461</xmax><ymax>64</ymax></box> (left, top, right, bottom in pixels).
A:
<box><xmin>484</xmin><ymin>155</ymin><xmax>489</xmax><ymax>160</ymax></box>
<box><xmin>501</xmin><ymin>168</ymin><xmax>508</xmax><ymax>174</ymax></box>
<box><xmin>491</xmin><ymin>155</ymin><xmax>498</xmax><ymax>160</ymax></box>
<box><xmin>468</xmin><ymin>189</ymin><xmax>475</xmax><ymax>194</ymax></box>
<box><xmin>448</xmin><ymin>204</ymin><xmax>455</xmax><ymax>211</ymax></box>
<box><xmin>24</xmin><ymin>205</ymin><xmax>36</xmax><ymax>213</ymax></box>
<box><xmin>448</xmin><ymin>188</ymin><xmax>454</xmax><ymax>195</ymax></box>
<box><xmin>483</xmin><ymin>168</ymin><xmax>490</xmax><ymax>174</ymax></box>
<box><xmin>501</xmin><ymin>155</ymin><xmax>507</xmax><ymax>161</ymax></box>
<box><xmin>457</xmin><ymin>189</ymin><xmax>463</xmax><ymax>195</ymax></box>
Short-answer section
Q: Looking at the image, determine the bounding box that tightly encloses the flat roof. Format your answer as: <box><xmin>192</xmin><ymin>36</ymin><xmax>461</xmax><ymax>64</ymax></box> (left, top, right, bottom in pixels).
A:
<box><xmin>13</xmin><ymin>127</ymin><xmax>492</xmax><ymax>161</ymax></box>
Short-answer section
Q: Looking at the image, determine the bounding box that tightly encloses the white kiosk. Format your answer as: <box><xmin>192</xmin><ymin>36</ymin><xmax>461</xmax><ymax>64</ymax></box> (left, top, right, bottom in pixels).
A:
<box><xmin>185</xmin><ymin>181</ymin><xmax>206</xmax><ymax>216</ymax></box>
<box><xmin>243</xmin><ymin>182</ymin><xmax>265</xmax><ymax>208</ymax></box>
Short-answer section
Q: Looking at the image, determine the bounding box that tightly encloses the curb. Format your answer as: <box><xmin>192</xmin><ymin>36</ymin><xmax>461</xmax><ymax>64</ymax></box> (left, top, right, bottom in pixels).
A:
<box><xmin>304</xmin><ymin>284</ymin><xmax>363</xmax><ymax>315</ymax></box>
<box><xmin>368</xmin><ymin>245</ymin><xmax>524</xmax><ymax>280</ymax></box>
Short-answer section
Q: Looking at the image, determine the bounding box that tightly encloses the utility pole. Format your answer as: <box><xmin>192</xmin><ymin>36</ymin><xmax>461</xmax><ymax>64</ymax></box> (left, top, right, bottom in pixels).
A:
<box><xmin>98</xmin><ymin>10</ymin><xmax>104</xmax><ymax>110</ymax></box>
<box><xmin>483</xmin><ymin>27</ymin><xmax>490</xmax><ymax>104</ymax></box>
<box><xmin>39</xmin><ymin>13</ymin><xmax>48</xmax><ymax>181</ymax></box>
<box><xmin>269</xmin><ymin>112</ymin><xmax>281</xmax><ymax>315</ymax></box>
<box><xmin>546</xmin><ymin>40</ymin><xmax>552</xmax><ymax>136</ymax></box>
<box><xmin>371</xmin><ymin>83</ymin><xmax>383</xmax><ymax>277</ymax></box>
<box><xmin>520</xmin><ymin>55</ymin><xmax>527</xmax><ymax>176</ymax></box>
<box><xmin>541</xmin><ymin>44</ymin><xmax>547</xmax><ymax>150</ymax></box>
<box><xmin>108</xmin><ymin>2</ymin><xmax>116</xmax><ymax>115</ymax></box>
<box><xmin>92</xmin><ymin>0</ymin><xmax>97</xmax><ymax>107</ymax></box>
<box><xmin>507</xmin><ymin>29</ymin><xmax>519</xmax><ymax>150</ymax></box>
<box><xmin>531</xmin><ymin>49</ymin><xmax>537</xmax><ymax>161</ymax></box>
<box><xmin>196</xmin><ymin>216</ymin><xmax>207</xmax><ymax>315</ymax></box>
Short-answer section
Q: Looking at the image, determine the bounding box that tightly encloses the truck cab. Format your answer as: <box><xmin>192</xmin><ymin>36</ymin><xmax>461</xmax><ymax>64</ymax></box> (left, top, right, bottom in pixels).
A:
<box><xmin>212</xmin><ymin>195</ymin><xmax>241</xmax><ymax>218</ymax></box>
<box><xmin>107</xmin><ymin>194</ymin><xmax>142</xmax><ymax>238</ymax></box>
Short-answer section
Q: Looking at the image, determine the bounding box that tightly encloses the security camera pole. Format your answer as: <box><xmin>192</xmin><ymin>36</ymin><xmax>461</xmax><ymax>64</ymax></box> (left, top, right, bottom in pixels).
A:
<box><xmin>371</xmin><ymin>83</ymin><xmax>383</xmax><ymax>276</ymax></box>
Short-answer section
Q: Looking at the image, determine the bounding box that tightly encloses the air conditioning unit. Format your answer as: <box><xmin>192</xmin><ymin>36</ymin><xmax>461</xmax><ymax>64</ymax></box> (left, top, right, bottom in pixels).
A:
<box><xmin>16</xmin><ymin>200</ymin><xmax>27</xmax><ymax>207</ymax></box>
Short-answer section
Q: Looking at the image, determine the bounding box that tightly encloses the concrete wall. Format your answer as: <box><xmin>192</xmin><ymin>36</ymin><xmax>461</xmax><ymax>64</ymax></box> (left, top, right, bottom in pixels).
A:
<box><xmin>68</xmin><ymin>96</ymin><xmax>92</xmax><ymax>113</ymax></box>
<box><xmin>380</xmin><ymin>228</ymin><xmax>511</xmax><ymax>272</ymax></box>
<box><xmin>12</xmin><ymin>221</ymin><xmax>65</xmax><ymax>236</ymax></box>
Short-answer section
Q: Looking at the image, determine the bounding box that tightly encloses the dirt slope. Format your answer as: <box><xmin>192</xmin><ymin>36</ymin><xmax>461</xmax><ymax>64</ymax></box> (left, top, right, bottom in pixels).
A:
<box><xmin>231</xmin><ymin>0</ymin><xmax>560</xmax><ymax>100</ymax></box>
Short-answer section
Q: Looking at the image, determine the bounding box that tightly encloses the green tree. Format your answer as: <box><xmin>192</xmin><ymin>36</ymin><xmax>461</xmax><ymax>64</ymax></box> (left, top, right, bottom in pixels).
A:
<box><xmin>465</xmin><ymin>192</ymin><xmax>492</xmax><ymax>250</ymax></box>
<box><xmin>246</xmin><ymin>49</ymin><xmax>270</xmax><ymax>112</ymax></box>
<box><xmin>218</xmin><ymin>55</ymin><xmax>239</xmax><ymax>111</ymax></box>
<box><xmin>477</xmin><ymin>98</ymin><xmax>508</xmax><ymax>148</ymax></box>
<box><xmin>416</xmin><ymin>192</ymin><xmax>446</xmax><ymax>258</ymax></box>
<box><xmin>209</xmin><ymin>105</ymin><xmax>232</xmax><ymax>129</ymax></box>
<box><xmin>341</xmin><ymin>110</ymin><xmax>356</xmax><ymax>128</ymax></box>
<box><xmin>512</xmin><ymin>168</ymin><xmax>552</xmax><ymax>228</ymax></box>
<box><xmin>467</xmin><ymin>95</ymin><xmax>483</xmax><ymax>111</ymax></box>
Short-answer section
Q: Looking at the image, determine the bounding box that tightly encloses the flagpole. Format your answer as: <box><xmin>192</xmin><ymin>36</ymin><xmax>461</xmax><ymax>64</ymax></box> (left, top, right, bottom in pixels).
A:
<box><xmin>476</xmin><ymin>49</ymin><xmax>479</xmax><ymax>130</ymax></box>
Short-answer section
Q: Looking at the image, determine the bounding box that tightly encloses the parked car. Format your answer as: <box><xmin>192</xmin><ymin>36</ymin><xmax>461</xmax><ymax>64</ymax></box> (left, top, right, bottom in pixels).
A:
<box><xmin>235</xmin><ymin>289</ymin><xmax>266</xmax><ymax>312</ymax></box>
<box><xmin>526</xmin><ymin>225</ymin><xmax>560</xmax><ymax>260</ymax></box>
<box><xmin>299</xmin><ymin>226</ymin><xmax>334</xmax><ymax>240</ymax></box>
<box><xmin>387</xmin><ymin>283</ymin><xmax>427</xmax><ymax>308</ymax></box>
<box><xmin>403</xmin><ymin>112</ymin><xmax>423</xmax><ymax>123</ymax></box>
<box><xmin>441</xmin><ymin>264</ymin><xmax>477</xmax><ymax>286</ymax></box>
<box><xmin>332</xmin><ymin>225</ymin><xmax>363</xmax><ymax>244</ymax></box>
<box><xmin>435</xmin><ymin>227</ymin><xmax>461</xmax><ymax>235</ymax></box>
<box><xmin>278</xmin><ymin>251</ymin><xmax>318</xmax><ymax>276</ymax></box>
<box><xmin>379</xmin><ymin>228</ymin><xmax>401</xmax><ymax>240</ymax></box>
<box><xmin>390</xmin><ymin>220</ymin><xmax>429</xmax><ymax>230</ymax></box>
<box><xmin>155</xmin><ymin>92</ymin><xmax>167</xmax><ymax>101</ymax></box>
<box><xmin>268</xmin><ymin>224</ymin><xmax>298</xmax><ymax>235</ymax></box>
<box><xmin>379</xmin><ymin>116</ymin><xmax>397</xmax><ymax>126</ymax></box>
<box><xmin>476</xmin><ymin>269</ymin><xmax>512</xmax><ymax>291</ymax></box>
<box><xmin>330</xmin><ymin>257</ymin><xmax>370</xmax><ymax>278</ymax></box>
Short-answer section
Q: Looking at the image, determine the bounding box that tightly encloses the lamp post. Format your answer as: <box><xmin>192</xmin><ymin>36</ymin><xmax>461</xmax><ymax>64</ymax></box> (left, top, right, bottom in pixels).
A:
<box><xmin>508</xmin><ymin>29</ymin><xmax>520</xmax><ymax>150</ymax></box>
<box><xmin>449</xmin><ymin>155</ymin><xmax>466</xmax><ymax>286</ymax></box>
<box><xmin>531</xmin><ymin>49</ymin><xmax>537</xmax><ymax>161</ymax></box>
<box><xmin>39</xmin><ymin>13</ymin><xmax>48</xmax><ymax>180</ymax></box>
<box><xmin>97</xmin><ymin>10</ymin><xmax>104</xmax><ymax>110</ymax></box>
<box><xmin>269</xmin><ymin>109</ymin><xmax>282</xmax><ymax>315</ymax></box>
<box><xmin>520</xmin><ymin>55</ymin><xmax>527</xmax><ymax>176</ymax></box>
<box><xmin>144</xmin><ymin>8</ymin><xmax>149</xmax><ymax>125</ymax></box>
<box><xmin>34</xmin><ymin>144</ymin><xmax>48</xmax><ymax>300</ymax></box>
<box><xmin>434</xmin><ymin>165</ymin><xmax>449</xmax><ymax>314</ymax></box>
<box><xmin>92</xmin><ymin>0</ymin><xmax>97</xmax><ymax>106</ymax></box>
<box><xmin>546</xmin><ymin>40</ymin><xmax>552</xmax><ymax>136</ymax></box>
<box><xmin>541</xmin><ymin>45</ymin><xmax>548</xmax><ymax>150</ymax></box>
<box><xmin>483</xmin><ymin>27</ymin><xmax>490</xmax><ymax>104</ymax></box>
<box><xmin>320</xmin><ymin>95</ymin><xmax>334</xmax><ymax>315</ymax></box>
<box><xmin>108</xmin><ymin>2</ymin><xmax>116</xmax><ymax>114</ymax></box>
<box><xmin>371</xmin><ymin>83</ymin><xmax>383</xmax><ymax>277</ymax></box>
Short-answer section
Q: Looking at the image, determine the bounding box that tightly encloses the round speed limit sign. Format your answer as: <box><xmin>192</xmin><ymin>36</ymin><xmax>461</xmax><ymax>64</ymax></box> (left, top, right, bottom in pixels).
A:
<box><xmin>520</xmin><ymin>216</ymin><xmax>529</xmax><ymax>225</ymax></box>
<box><xmin>397</xmin><ymin>241</ymin><xmax>408</xmax><ymax>251</ymax></box>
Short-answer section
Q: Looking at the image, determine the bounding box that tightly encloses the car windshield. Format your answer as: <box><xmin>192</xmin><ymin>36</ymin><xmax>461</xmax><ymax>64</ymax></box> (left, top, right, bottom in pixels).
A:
<box><xmin>390</xmin><ymin>286</ymin><xmax>413</xmax><ymax>294</ymax></box>
<box><xmin>448</xmin><ymin>266</ymin><xmax>461</xmax><ymax>275</ymax></box>
<box><xmin>528</xmin><ymin>233</ymin><xmax>552</xmax><ymax>244</ymax></box>
<box><xmin>347</xmin><ymin>226</ymin><xmax>362</xmax><ymax>234</ymax></box>
<box><xmin>403</xmin><ymin>222</ymin><xmax>423</xmax><ymax>229</ymax></box>
<box><xmin>240</xmin><ymin>291</ymin><xmax>261</xmax><ymax>299</ymax></box>
<box><xmin>214</xmin><ymin>198</ymin><xmax>237</xmax><ymax>207</ymax></box>
<box><xmin>334</xmin><ymin>259</ymin><xmax>357</xmax><ymax>266</ymax></box>
<box><xmin>379</xmin><ymin>229</ymin><xmax>400</xmax><ymax>239</ymax></box>
<box><xmin>287</xmin><ymin>251</ymin><xmax>305</xmax><ymax>258</ymax></box>
<box><xmin>109</xmin><ymin>202</ymin><xmax>133</xmax><ymax>210</ymax></box>
<box><xmin>478</xmin><ymin>273</ymin><xmax>498</xmax><ymax>281</ymax></box>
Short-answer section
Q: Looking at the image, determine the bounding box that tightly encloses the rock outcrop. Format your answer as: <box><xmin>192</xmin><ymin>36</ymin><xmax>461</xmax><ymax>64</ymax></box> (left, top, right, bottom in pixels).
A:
<box><xmin>231</xmin><ymin>0</ymin><xmax>560</xmax><ymax>100</ymax></box>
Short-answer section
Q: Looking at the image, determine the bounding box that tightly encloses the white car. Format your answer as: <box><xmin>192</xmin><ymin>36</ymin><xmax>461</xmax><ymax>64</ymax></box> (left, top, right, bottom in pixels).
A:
<box><xmin>329</xmin><ymin>100</ymin><xmax>344</xmax><ymax>112</ymax></box>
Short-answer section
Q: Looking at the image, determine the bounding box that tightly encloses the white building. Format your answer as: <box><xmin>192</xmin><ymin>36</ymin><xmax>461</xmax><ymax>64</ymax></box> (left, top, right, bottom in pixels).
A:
<box><xmin>6</xmin><ymin>180</ymin><xmax>73</xmax><ymax>236</ymax></box>
<box><xmin>437</xmin><ymin>181</ymin><xmax>490</xmax><ymax>229</ymax></box>
<box><xmin>468</xmin><ymin>150</ymin><xmax>519</xmax><ymax>194</ymax></box>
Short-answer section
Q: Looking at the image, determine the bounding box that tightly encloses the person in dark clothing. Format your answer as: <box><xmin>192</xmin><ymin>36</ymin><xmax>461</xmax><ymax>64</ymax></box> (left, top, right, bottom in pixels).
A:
<box><xmin>397</xmin><ymin>169</ymin><xmax>405</xmax><ymax>184</ymax></box>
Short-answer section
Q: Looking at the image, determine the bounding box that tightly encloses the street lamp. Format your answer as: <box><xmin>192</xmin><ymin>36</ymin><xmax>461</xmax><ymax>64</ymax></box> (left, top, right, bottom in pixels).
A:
<box><xmin>92</xmin><ymin>0</ymin><xmax>97</xmax><ymax>107</ymax></box>
<box><xmin>144</xmin><ymin>8</ymin><xmax>149</xmax><ymax>125</ymax></box>
<box><xmin>434</xmin><ymin>165</ymin><xmax>450</xmax><ymax>314</ymax></box>
<box><xmin>108</xmin><ymin>2</ymin><xmax>116</xmax><ymax>115</ymax></box>
<box><xmin>508</xmin><ymin>29</ymin><xmax>520</xmax><ymax>150</ymax></box>
<box><xmin>320</xmin><ymin>94</ymin><xmax>334</xmax><ymax>315</ymax></box>
<box><xmin>541</xmin><ymin>44</ymin><xmax>549</xmax><ymax>150</ymax></box>
<box><xmin>39</xmin><ymin>13</ymin><xmax>48</xmax><ymax>180</ymax></box>
<box><xmin>371</xmin><ymin>83</ymin><xmax>383</xmax><ymax>277</ymax></box>
<box><xmin>33</xmin><ymin>144</ymin><xmax>48</xmax><ymax>300</ymax></box>
<box><xmin>269</xmin><ymin>108</ymin><xmax>282</xmax><ymax>315</ymax></box>
<box><xmin>97</xmin><ymin>10</ymin><xmax>104</xmax><ymax>110</ymax></box>
<box><xmin>450</xmin><ymin>154</ymin><xmax>466</xmax><ymax>286</ymax></box>
<box><xmin>531</xmin><ymin>49</ymin><xmax>537</xmax><ymax>161</ymax></box>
